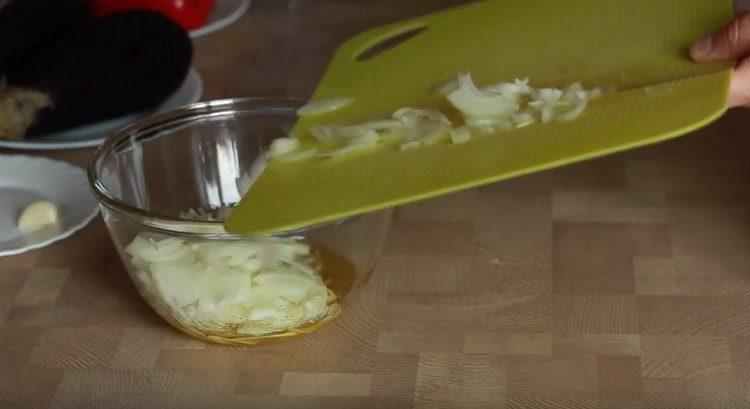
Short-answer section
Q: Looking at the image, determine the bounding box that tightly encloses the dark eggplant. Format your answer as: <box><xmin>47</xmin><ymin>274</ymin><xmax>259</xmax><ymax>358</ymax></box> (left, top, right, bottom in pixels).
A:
<box><xmin>1</xmin><ymin>10</ymin><xmax>193</xmax><ymax>139</ymax></box>
<box><xmin>0</xmin><ymin>0</ymin><xmax>92</xmax><ymax>75</ymax></box>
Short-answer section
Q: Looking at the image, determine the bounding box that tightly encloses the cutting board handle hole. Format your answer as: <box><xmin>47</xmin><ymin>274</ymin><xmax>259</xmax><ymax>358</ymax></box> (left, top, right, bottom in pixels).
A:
<box><xmin>355</xmin><ymin>25</ymin><xmax>428</xmax><ymax>62</ymax></box>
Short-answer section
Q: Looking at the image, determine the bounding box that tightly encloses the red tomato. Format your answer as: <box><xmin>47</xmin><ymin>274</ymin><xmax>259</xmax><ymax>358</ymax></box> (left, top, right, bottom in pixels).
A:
<box><xmin>90</xmin><ymin>0</ymin><xmax>215</xmax><ymax>31</ymax></box>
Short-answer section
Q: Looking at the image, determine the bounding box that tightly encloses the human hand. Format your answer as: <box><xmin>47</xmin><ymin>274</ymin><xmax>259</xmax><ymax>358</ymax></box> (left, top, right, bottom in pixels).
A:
<box><xmin>691</xmin><ymin>12</ymin><xmax>750</xmax><ymax>107</ymax></box>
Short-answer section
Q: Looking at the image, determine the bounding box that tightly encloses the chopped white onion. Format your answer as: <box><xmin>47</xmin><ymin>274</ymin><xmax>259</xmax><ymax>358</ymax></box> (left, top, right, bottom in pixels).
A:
<box><xmin>393</xmin><ymin>107</ymin><xmax>452</xmax><ymax>127</ymax></box>
<box><xmin>450</xmin><ymin>126</ymin><xmax>472</xmax><ymax>144</ymax></box>
<box><xmin>310</xmin><ymin>125</ymin><xmax>337</xmax><ymax>142</ymax></box>
<box><xmin>484</xmin><ymin>78</ymin><xmax>532</xmax><ymax>99</ymax></box>
<box><xmin>125</xmin><ymin>232</ymin><xmax>336</xmax><ymax>337</ymax></box>
<box><xmin>336</xmin><ymin>119</ymin><xmax>405</xmax><ymax>139</ymax></box>
<box><xmin>409</xmin><ymin>121</ymin><xmax>450</xmax><ymax>145</ymax></box>
<box><xmin>267</xmin><ymin>137</ymin><xmax>300</xmax><ymax>158</ymax></box>
<box><xmin>267</xmin><ymin>73</ymin><xmax>605</xmax><ymax>161</ymax></box>
<box><xmin>276</xmin><ymin>148</ymin><xmax>317</xmax><ymax>162</ymax></box>
<box><xmin>237</xmin><ymin>154</ymin><xmax>268</xmax><ymax>196</ymax></box>
<box><xmin>473</xmin><ymin>125</ymin><xmax>497</xmax><ymax>135</ymax></box>
<box><xmin>535</xmin><ymin>88</ymin><xmax>564</xmax><ymax>104</ymax></box>
<box><xmin>511</xmin><ymin>112</ymin><xmax>535</xmax><ymax>128</ymax></box>
<box><xmin>556</xmin><ymin>99</ymin><xmax>588</xmax><ymax>122</ymax></box>
<box><xmin>297</xmin><ymin>97</ymin><xmax>354</xmax><ymax>116</ymax></box>
<box><xmin>324</xmin><ymin>131</ymin><xmax>380</xmax><ymax>157</ymax></box>
<box><xmin>466</xmin><ymin>116</ymin><xmax>512</xmax><ymax>130</ymax></box>
<box><xmin>587</xmin><ymin>87</ymin><xmax>603</xmax><ymax>99</ymax></box>
<box><xmin>400</xmin><ymin>140</ymin><xmax>421</xmax><ymax>150</ymax></box>
<box><xmin>430</xmin><ymin>78</ymin><xmax>460</xmax><ymax>96</ymax></box>
<box><xmin>447</xmin><ymin>73</ymin><xmax>519</xmax><ymax>119</ymax></box>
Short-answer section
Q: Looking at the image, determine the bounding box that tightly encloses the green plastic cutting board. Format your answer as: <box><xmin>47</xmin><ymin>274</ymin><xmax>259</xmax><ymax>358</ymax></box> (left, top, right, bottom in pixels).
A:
<box><xmin>227</xmin><ymin>0</ymin><xmax>734</xmax><ymax>235</ymax></box>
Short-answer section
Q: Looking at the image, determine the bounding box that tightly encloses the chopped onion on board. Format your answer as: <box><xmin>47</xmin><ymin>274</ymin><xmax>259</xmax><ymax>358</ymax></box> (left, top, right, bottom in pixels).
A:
<box><xmin>447</xmin><ymin>73</ymin><xmax>519</xmax><ymax>119</ymax></box>
<box><xmin>269</xmin><ymin>73</ymin><xmax>605</xmax><ymax>161</ymax></box>
<box><xmin>450</xmin><ymin>126</ymin><xmax>472</xmax><ymax>144</ymax></box>
<box><xmin>297</xmin><ymin>97</ymin><xmax>354</xmax><ymax>116</ymax></box>
<box><xmin>267</xmin><ymin>137</ymin><xmax>300</xmax><ymax>158</ymax></box>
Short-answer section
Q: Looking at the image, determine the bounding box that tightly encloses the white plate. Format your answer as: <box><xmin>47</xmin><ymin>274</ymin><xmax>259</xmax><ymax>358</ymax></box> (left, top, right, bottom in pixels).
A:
<box><xmin>0</xmin><ymin>155</ymin><xmax>99</xmax><ymax>257</ymax></box>
<box><xmin>190</xmin><ymin>0</ymin><xmax>250</xmax><ymax>38</ymax></box>
<box><xmin>0</xmin><ymin>68</ymin><xmax>203</xmax><ymax>151</ymax></box>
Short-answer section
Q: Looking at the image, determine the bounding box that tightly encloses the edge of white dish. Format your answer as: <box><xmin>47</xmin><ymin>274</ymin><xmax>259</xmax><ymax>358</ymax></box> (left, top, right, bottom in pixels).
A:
<box><xmin>0</xmin><ymin>68</ymin><xmax>203</xmax><ymax>151</ymax></box>
<box><xmin>0</xmin><ymin>155</ymin><xmax>99</xmax><ymax>257</ymax></box>
<box><xmin>190</xmin><ymin>0</ymin><xmax>250</xmax><ymax>38</ymax></box>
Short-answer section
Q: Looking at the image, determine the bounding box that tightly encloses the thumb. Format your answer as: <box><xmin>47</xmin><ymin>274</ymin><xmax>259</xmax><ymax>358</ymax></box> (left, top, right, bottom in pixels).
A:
<box><xmin>729</xmin><ymin>59</ymin><xmax>750</xmax><ymax>107</ymax></box>
<box><xmin>691</xmin><ymin>12</ymin><xmax>750</xmax><ymax>62</ymax></box>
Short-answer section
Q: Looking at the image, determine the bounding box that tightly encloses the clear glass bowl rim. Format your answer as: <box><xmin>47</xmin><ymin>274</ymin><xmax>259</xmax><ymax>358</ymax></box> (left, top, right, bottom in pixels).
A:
<box><xmin>87</xmin><ymin>97</ymin><xmax>319</xmax><ymax>239</ymax></box>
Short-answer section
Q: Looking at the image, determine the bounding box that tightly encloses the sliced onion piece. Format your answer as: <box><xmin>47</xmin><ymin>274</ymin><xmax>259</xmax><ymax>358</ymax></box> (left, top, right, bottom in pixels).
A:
<box><xmin>484</xmin><ymin>78</ymin><xmax>532</xmax><ymax>99</ymax></box>
<box><xmin>309</xmin><ymin>125</ymin><xmax>336</xmax><ymax>142</ymax></box>
<box><xmin>297</xmin><ymin>97</ymin><xmax>353</xmax><ymax>116</ymax></box>
<box><xmin>324</xmin><ymin>131</ymin><xmax>380</xmax><ymax>157</ymax></box>
<box><xmin>450</xmin><ymin>126</ymin><xmax>472</xmax><ymax>144</ymax></box>
<box><xmin>540</xmin><ymin>106</ymin><xmax>555</xmax><ymax>123</ymax></box>
<box><xmin>267</xmin><ymin>137</ymin><xmax>300</xmax><ymax>158</ymax></box>
<box><xmin>466</xmin><ymin>116</ymin><xmax>512</xmax><ymax>130</ymax></box>
<box><xmin>336</xmin><ymin>119</ymin><xmax>405</xmax><ymax>139</ymax></box>
<box><xmin>587</xmin><ymin>87</ymin><xmax>603</xmax><ymax>99</ymax></box>
<box><xmin>393</xmin><ymin>108</ymin><xmax>451</xmax><ymax>127</ymax></box>
<box><xmin>430</xmin><ymin>78</ymin><xmax>460</xmax><ymax>96</ymax></box>
<box><xmin>564</xmin><ymin>82</ymin><xmax>584</xmax><ymax>95</ymax></box>
<box><xmin>413</xmin><ymin>122</ymin><xmax>450</xmax><ymax>145</ymax></box>
<box><xmin>472</xmin><ymin>125</ymin><xmax>496</xmax><ymax>135</ymax></box>
<box><xmin>447</xmin><ymin>73</ymin><xmax>519</xmax><ymax>119</ymax></box>
<box><xmin>311</xmin><ymin>120</ymin><xmax>405</xmax><ymax>143</ymax></box>
<box><xmin>236</xmin><ymin>155</ymin><xmax>267</xmax><ymax>196</ymax></box>
<box><xmin>400</xmin><ymin>140</ymin><xmax>421</xmax><ymax>150</ymax></box>
<box><xmin>556</xmin><ymin>99</ymin><xmax>588</xmax><ymax>122</ymax></box>
<box><xmin>275</xmin><ymin>148</ymin><xmax>317</xmax><ymax>162</ymax></box>
<box><xmin>511</xmin><ymin>112</ymin><xmax>535</xmax><ymax>128</ymax></box>
<box><xmin>535</xmin><ymin>88</ymin><xmax>564</xmax><ymax>104</ymax></box>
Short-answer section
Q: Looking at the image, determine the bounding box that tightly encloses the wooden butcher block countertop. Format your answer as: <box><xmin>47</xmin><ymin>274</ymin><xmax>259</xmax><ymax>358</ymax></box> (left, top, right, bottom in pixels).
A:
<box><xmin>3</xmin><ymin>1</ymin><xmax>750</xmax><ymax>407</ymax></box>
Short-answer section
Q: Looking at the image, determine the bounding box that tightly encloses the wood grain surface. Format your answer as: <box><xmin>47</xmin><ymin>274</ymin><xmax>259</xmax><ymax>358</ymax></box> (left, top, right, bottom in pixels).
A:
<box><xmin>3</xmin><ymin>1</ymin><xmax>750</xmax><ymax>407</ymax></box>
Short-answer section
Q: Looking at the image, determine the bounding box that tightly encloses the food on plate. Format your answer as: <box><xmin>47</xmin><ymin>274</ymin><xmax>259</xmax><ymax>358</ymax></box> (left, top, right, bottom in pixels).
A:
<box><xmin>17</xmin><ymin>200</ymin><xmax>59</xmax><ymax>234</ymax></box>
<box><xmin>0</xmin><ymin>87</ymin><xmax>52</xmax><ymax>140</ymax></box>
<box><xmin>0</xmin><ymin>10</ymin><xmax>193</xmax><ymax>140</ymax></box>
<box><xmin>89</xmin><ymin>0</ymin><xmax>216</xmax><ymax>31</ymax></box>
<box><xmin>265</xmin><ymin>73</ymin><xmax>604</xmax><ymax>162</ymax></box>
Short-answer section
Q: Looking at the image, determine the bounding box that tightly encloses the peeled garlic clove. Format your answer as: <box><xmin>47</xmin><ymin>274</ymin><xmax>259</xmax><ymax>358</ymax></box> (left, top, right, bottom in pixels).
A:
<box><xmin>297</xmin><ymin>97</ymin><xmax>353</xmax><ymax>116</ymax></box>
<box><xmin>18</xmin><ymin>200</ymin><xmax>59</xmax><ymax>234</ymax></box>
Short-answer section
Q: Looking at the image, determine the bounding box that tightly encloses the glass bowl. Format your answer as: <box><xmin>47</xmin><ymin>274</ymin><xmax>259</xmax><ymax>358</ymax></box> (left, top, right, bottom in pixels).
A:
<box><xmin>88</xmin><ymin>98</ymin><xmax>392</xmax><ymax>345</ymax></box>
